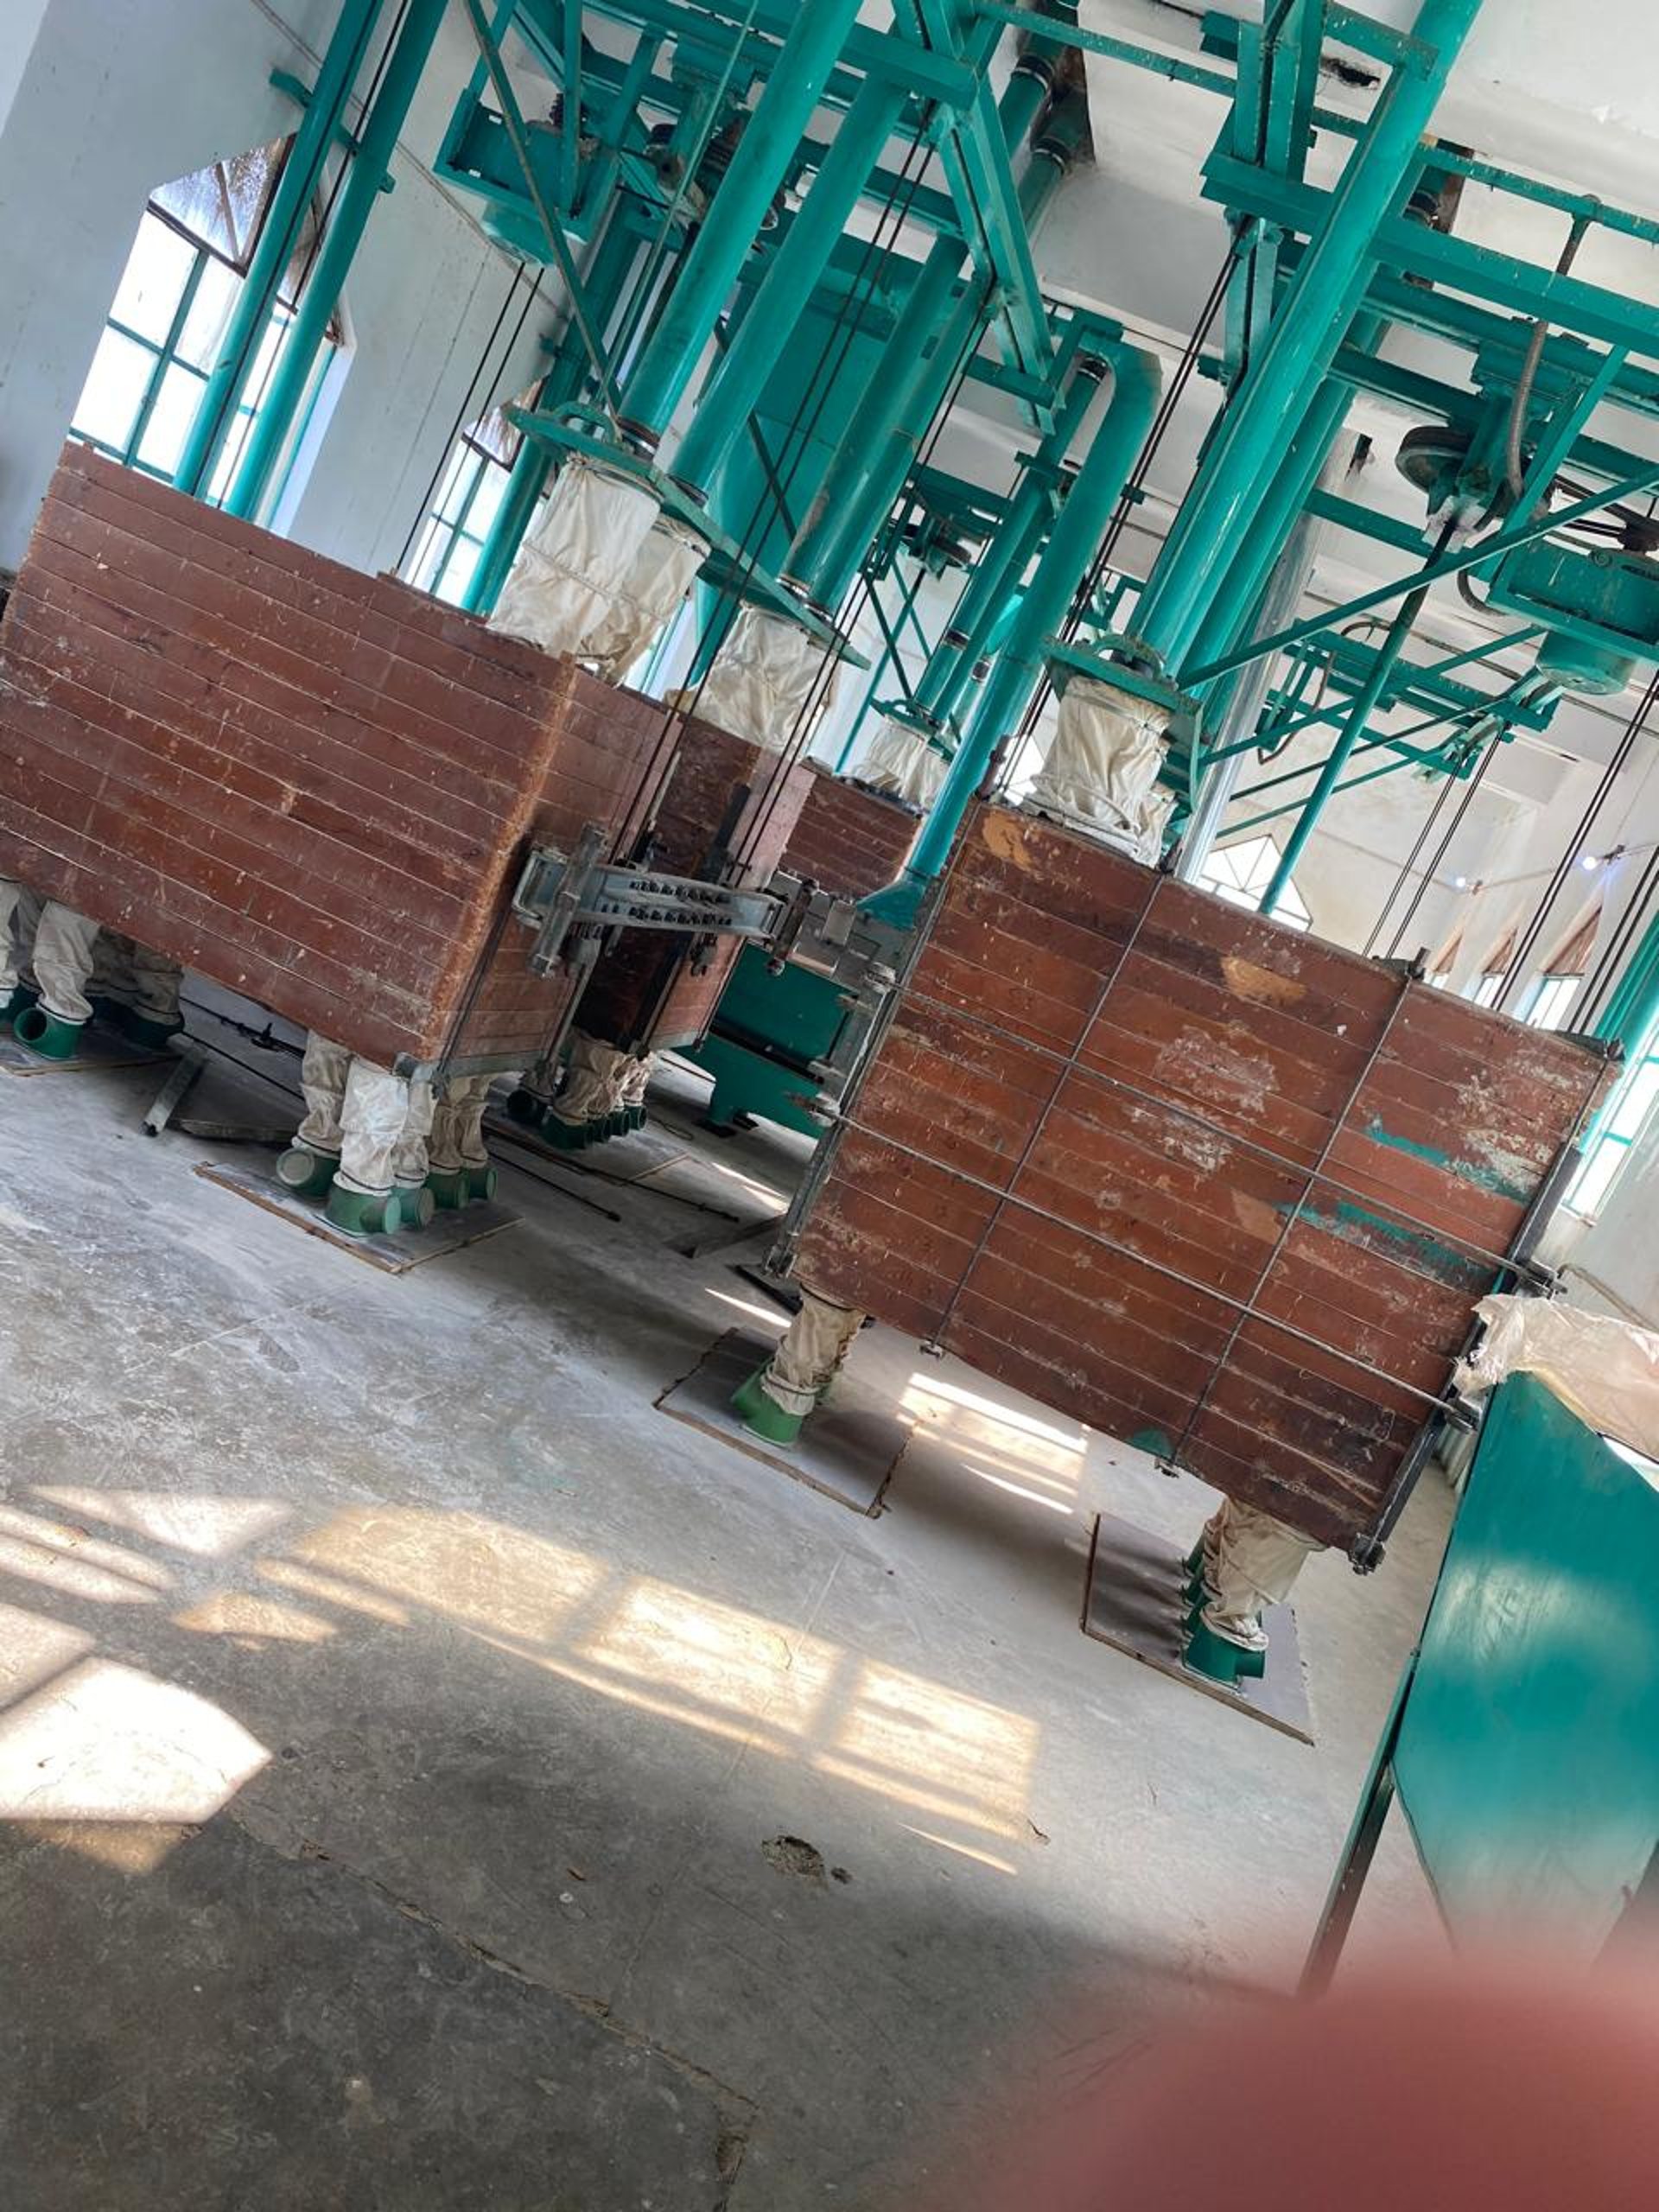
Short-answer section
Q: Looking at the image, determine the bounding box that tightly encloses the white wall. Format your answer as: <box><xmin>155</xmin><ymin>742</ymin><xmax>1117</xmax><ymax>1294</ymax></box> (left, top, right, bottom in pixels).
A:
<box><xmin>0</xmin><ymin>0</ymin><xmax>557</xmax><ymax>577</ymax></box>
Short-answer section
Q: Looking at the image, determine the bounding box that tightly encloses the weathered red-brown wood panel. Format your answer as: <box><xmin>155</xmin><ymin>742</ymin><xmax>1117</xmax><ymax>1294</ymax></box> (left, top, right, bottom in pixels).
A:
<box><xmin>790</xmin><ymin>804</ymin><xmax>1613</xmax><ymax>1553</ymax></box>
<box><xmin>577</xmin><ymin>716</ymin><xmax>814</xmax><ymax>1054</ymax></box>
<box><xmin>779</xmin><ymin>763</ymin><xmax>918</xmax><ymax>901</ymax></box>
<box><xmin>0</xmin><ymin>444</ymin><xmax>664</xmax><ymax>1068</ymax></box>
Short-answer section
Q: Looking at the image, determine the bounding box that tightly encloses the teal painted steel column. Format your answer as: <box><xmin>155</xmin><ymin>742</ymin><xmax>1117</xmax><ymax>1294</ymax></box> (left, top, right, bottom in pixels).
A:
<box><xmin>464</xmin><ymin>209</ymin><xmax>643</xmax><ymax>613</ymax></box>
<box><xmin>1255</xmin><ymin>531</ymin><xmax>1449</xmax><ymax>913</ymax></box>
<box><xmin>671</xmin><ymin>72</ymin><xmax>906</xmax><ymax>499</ymax></box>
<box><xmin>1593</xmin><ymin>916</ymin><xmax>1659</xmax><ymax>1054</ymax></box>
<box><xmin>174</xmin><ymin>0</ymin><xmax>386</xmax><ymax>497</ymax></box>
<box><xmin>1135</xmin><ymin>0</ymin><xmax>1484</xmax><ymax>672</ymax></box>
<box><xmin>914</xmin><ymin>355</ymin><xmax>1103</xmax><ymax>722</ymax></box>
<box><xmin>874</xmin><ymin>345</ymin><xmax>1162</xmax><ymax>916</ymax></box>
<box><xmin>614</xmin><ymin>0</ymin><xmax>866</xmax><ymax>450</ymax></box>
<box><xmin>782</xmin><ymin>235</ymin><xmax>967</xmax><ymax>599</ymax></box>
<box><xmin>223</xmin><ymin>0</ymin><xmax>448</xmax><ymax>520</ymax></box>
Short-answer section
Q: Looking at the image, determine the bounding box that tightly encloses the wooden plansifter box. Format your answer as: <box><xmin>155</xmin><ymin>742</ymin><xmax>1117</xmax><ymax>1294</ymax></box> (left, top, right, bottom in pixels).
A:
<box><xmin>785</xmin><ymin>802</ymin><xmax>1615</xmax><ymax>1557</ymax></box>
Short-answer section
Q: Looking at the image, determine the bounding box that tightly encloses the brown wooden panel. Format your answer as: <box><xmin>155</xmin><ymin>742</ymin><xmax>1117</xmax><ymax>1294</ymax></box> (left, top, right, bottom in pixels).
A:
<box><xmin>791</xmin><ymin>801</ymin><xmax>1612</xmax><ymax>1554</ymax></box>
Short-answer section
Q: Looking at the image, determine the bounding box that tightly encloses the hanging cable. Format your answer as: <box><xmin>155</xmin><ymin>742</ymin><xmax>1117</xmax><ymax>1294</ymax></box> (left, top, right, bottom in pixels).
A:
<box><xmin>1382</xmin><ymin>730</ymin><xmax>1501</xmax><ymax>961</ymax></box>
<box><xmin>395</xmin><ymin>257</ymin><xmax>543</xmax><ymax>574</ymax></box>
<box><xmin>1498</xmin><ymin>670</ymin><xmax>1659</xmax><ymax>1005</ymax></box>
<box><xmin>1581</xmin><ymin>840</ymin><xmax>1659</xmax><ymax>1030</ymax></box>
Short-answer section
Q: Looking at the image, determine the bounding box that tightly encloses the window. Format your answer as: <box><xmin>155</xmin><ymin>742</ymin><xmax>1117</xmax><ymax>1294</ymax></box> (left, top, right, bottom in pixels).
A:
<box><xmin>1468</xmin><ymin>971</ymin><xmax>1505</xmax><ymax>1008</ymax></box>
<box><xmin>404</xmin><ymin>393</ymin><xmax>531</xmax><ymax>607</ymax></box>
<box><xmin>1523</xmin><ymin>972</ymin><xmax>1583</xmax><ymax>1031</ymax></box>
<box><xmin>1569</xmin><ymin>1046</ymin><xmax>1659</xmax><ymax>1220</ymax></box>
<box><xmin>71</xmin><ymin>143</ymin><xmax>339</xmax><ymax>505</ymax></box>
<box><xmin>1198</xmin><ymin>835</ymin><xmax>1311</xmax><ymax>931</ymax></box>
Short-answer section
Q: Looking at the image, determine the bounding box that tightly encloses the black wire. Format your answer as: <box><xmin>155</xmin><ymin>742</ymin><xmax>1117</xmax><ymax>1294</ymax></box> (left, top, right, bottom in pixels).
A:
<box><xmin>620</xmin><ymin>127</ymin><xmax>939</xmax><ymax>865</ymax></box>
<box><xmin>1581</xmin><ymin>841</ymin><xmax>1659</xmax><ymax>1027</ymax></box>
<box><xmin>1383</xmin><ymin>735</ymin><xmax>1499</xmax><ymax>961</ymax></box>
<box><xmin>1497</xmin><ymin>671</ymin><xmax>1659</xmax><ymax>1005</ymax></box>
<box><xmin>397</xmin><ymin>257</ymin><xmax>542</xmax><ymax>574</ymax></box>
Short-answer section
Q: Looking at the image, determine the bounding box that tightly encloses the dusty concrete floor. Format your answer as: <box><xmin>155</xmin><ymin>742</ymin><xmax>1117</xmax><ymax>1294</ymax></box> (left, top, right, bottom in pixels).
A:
<box><xmin>0</xmin><ymin>1020</ymin><xmax>1448</xmax><ymax>2209</ymax></box>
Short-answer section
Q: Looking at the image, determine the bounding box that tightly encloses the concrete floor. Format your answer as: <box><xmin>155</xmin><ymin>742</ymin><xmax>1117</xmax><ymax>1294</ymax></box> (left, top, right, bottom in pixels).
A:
<box><xmin>0</xmin><ymin>1022</ymin><xmax>1448</xmax><ymax>2209</ymax></box>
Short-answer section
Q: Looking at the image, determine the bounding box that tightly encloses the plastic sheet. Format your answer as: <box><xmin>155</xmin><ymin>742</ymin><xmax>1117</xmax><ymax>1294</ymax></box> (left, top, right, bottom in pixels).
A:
<box><xmin>490</xmin><ymin>458</ymin><xmax>661</xmax><ymax>660</ymax></box>
<box><xmin>32</xmin><ymin>903</ymin><xmax>101</xmax><ymax>1024</ymax></box>
<box><xmin>0</xmin><ymin>880</ymin><xmax>27</xmax><ymax>994</ymax></box>
<box><xmin>1026</xmin><ymin>676</ymin><xmax>1175</xmax><ymax>863</ymax></box>
<box><xmin>549</xmin><ymin>1030</ymin><xmax>628</xmax><ymax>1128</ymax></box>
<box><xmin>584</xmin><ymin>514</ymin><xmax>706</xmax><ymax>680</ymax></box>
<box><xmin>429</xmin><ymin>1072</ymin><xmax>495</xmax><ymax>1174</ymax></box>
<box><xmin>392</xmin><ymin>1077</ymin><xmax>435</xmax><ymax>1192</ymax></box>
<box><xmin>852</xmin><ymin>719</ymin><xmax>946</xmax><ymax>810</ymax></box>
<box><xmin>1456</xmin><ymin>1293</ymin><xmax>1659</xmax><ymax>1462</ymax></box>
<box><xmin>1198</xmin><ymin>1497</ymin><xmax>1323</xmax><ymax>1650</ymax></box>
<box><xmin>757</xmin><ymin>1289</ymin><xmax>864</xmax><ymax>1418</ymax></box>
<box><xmin>337</xmin><ymin>1059</ymin><xmax>409</xmax><ymax>1198</ymax></box>
<box><xmin>689</xmin><ymin>607</ymin><xmax>831</xmax><ymax>751</ymax></box>
<box><xmin>296</xmin><ymin>1034</ymin><xmax>351</xmax><ymax>1156</ymax></box>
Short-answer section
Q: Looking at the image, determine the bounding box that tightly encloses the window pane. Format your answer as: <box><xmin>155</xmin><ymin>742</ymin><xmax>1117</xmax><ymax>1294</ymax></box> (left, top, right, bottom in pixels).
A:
<box><xmin>468</xmin><ymin>460</ymin><xmax>509</xmax><ymax>534</ymax></box>
<box><xmin>152</xmin><ymin>143</ymin><xmax>284</xmax><ymax>266</ymax></box>
<box><xmin>435</xmin><ymin>538</ymin><xmax>480</xmax><ymax>606</ymax></box>
<box><xmin>177</xmin><ymin>257</ymin><xmax>241</xmax><ymax>371</ymax></box>
<box><xmin>1570</xmin><ymin>1138</ymin><xmax>1626</xmax><ymax>1219</ymax></box>
<box><xmin>136</xmin><ymin>359</ymin><xmax>207</xmax><ymax>476</ymax></box>
<box><xmin>408</xmin><ymin>519</ymin><xmax>451</xmax><ymax>595</ymax></box>
<box><xmin>1610</xmin><ymin>1060</ymin><xmax>1659</xmax><ymax>1140</ymax></box>
<box><xmin>437</xmin><ymin>449</ymin><xmax>480</xmax><ymax>525</ymax></box>
<box><xmin>108</xmin><ymin>213</ymin><xmax>196</xmax><ymax>345</ymax></box>
<box><xmin>73</xmin><ymin>326</ymin><xmax>156</xmax><ymax>452</ymax></box>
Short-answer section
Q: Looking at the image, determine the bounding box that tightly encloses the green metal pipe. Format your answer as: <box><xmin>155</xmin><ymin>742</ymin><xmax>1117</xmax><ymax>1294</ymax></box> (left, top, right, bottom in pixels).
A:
<box><xmin>874</xmin><ymin>343</ymin><xmax>1163</xmax><ymax>915</ymax></box>
<box><xmin>913</xmin><ymin>356</ymin><xmax>1102</xmax><ymax>720</ymax></box>
<box><xmin>224</xmin><ymin>0</ymin><xmax>448</xmax><ymax>520</ymax></box>
<box><xmin>1593</xmin><ymin>913</ymin><xmax>1659</xmax><ymax>1052</ymax></box>
<box><xmin>175</xmin><ymin>0</ymin><xmax>386</xmax><ymax>497</ymax></box>
<box><xmin>1134</xmin><ymin>0</ymin><xmax>1484</xmax><ymax>671</ymax></box>
<box><xmin>1188</xmin><ymin>454</ymin><xmax>1659</xmax><ymax>688</ymax></box>
<box><xmin>671</xmin><ymin>71</ymin><xmax>906</xmax><ymax>499</ymax></box>
<box><xmin>614</xmin><ymin>0</ymin><xmax>866</xmax><ymax>449</ymax></box>
<box><xmin>464</xmin><ymin>208</ymin><xmax>644</xmax><ymax>614</ymax></box>
<box><xmin>1256</xmin><ymin>547</ymin><xmax>1445</xmax><ymax>913</ymax></box>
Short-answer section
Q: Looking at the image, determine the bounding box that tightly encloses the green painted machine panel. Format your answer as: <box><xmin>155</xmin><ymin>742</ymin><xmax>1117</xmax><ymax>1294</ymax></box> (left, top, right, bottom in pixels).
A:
<box><xmin>1395</xmin><ymin>1371</ymin><xmax>1659</xmax><ymax>1948</ymax></box>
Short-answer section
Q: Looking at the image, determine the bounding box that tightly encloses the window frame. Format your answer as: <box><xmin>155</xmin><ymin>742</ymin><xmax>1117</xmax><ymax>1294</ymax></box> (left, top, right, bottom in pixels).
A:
<box><xmin>1197</xmin><ymin>833</ymin><xmax>1313</xmax><ymax>932</ymax></box>
<box><xmin>71</xmin><ymin>149</ymin><xmax>335</xmax><ymax>505</ymax></box>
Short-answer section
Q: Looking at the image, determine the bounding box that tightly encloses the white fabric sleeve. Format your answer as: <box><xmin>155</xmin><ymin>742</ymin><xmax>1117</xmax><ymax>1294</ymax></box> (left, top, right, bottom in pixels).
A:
<box><xmin>336</xmin><ymin>1059</ymin><xmax>410</xmax><ymax>1198</ymax></box>
<box><xmin>489</xmin><ymin>458</ymin><xmax>662</xmax><ymax>660</ymax></box>
<box><xmin>853</xmin><ymin>719</ymin><xmax>947</xmax><ymax>809</ymax></box>
<box><xmin>683</xmin><ymin>607</ymin><xmax>833</xmax><ymax>751</ymax></box>
<box><xmin>296</xmin><ymin>1034</ymin><xmax>352</xmax><ymax>1155</ymax></box>
<box><xmin>32</xmin><ymin>903</ymin><xmax>101</xmax><ymax>1024</ymax></box>
<box><xmin>1026</xmin><ymin>676</ymin><xmax>1175</xmax><ymax>864</ymax></box>
<box><xmin>759</xmin><ymin>1291</ymin><xmax>865</xmax><ymax>1417</ymax></box>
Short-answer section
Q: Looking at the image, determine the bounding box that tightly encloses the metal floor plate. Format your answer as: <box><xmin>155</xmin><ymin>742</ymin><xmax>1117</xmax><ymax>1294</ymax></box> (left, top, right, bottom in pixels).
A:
<box><xmin>0</xmin><ymin>1028</ymin><xmax>164</xmax><ymax>1077</ymax></box>
<box><xmin>656</xmin><ymin>1328</ymin><xmax>907</xmax><ymax>1516</ymax></box>
<box><xmin>1082</xmin><ymin>1510</ymin><xmax>1314</xmax><ymax>1744</ymax></box>
<box><xmin>195</xmin><ymin>1162</ymin><xmax>518</xmax><ymax>1275</ymax></box>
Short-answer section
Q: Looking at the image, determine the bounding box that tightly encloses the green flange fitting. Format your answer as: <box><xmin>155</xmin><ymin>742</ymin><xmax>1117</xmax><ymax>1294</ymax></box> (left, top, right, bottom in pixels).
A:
<box><xmin>464</xmin><ymin>1163</ymin><xmax>498</xmax><ymax>1203</ymax></box>
<box><xmin>541</xmin><ymin>1115</ymin><xmax>590</xmax><ymax>1151</ymax></box>
<box><xmin>2</xmin><ymin>983</ymin><xmax>37</xmax><ymax>1028</ymax></box>
<box><xmin>730</xmin><ymin>1365</ymin><xmax>804</xmax><ymax>1448</ymax></box>
<box><xmin>325</xmin><ymin>1184</ymin><xmax>404</xmax><ymax>1239</ymax></box>
<box><xmin>121</xmin><ymin>1011</ymin><xmax>186</xmax><ymax>1052</ymax></box>
<box><xmin>626</xmin><ymin>1105</ymin><xmax>647</xmax><ymax>1133</ymax></box>
<box><xmin>504</xmin><ymin>1087</ymin><xmax>546</xmax><ymax>1125</ymax></box>
<box><xmin>424</xmin><ymin>1166</ymin><xmax>469</xmax><ymax>1211</ymax></box>
<box><xmin>395</xmin><ymin>1183</ymin><xmax>435</xmax><ymax>1231</ymax></box>
<box><xmin>1184</xmin><ymin>1617</ymin><xmax>1268</xmax><ymax>1687</ymax></box>
<box><xmin>275</xmin><ymin>1146</ymin><xmax>340</xmax><ymax>1199</ymax></box>
<box><xmin>13</xmin><ymin>1006</ymin><xmax>86</xmax><ymax>1061</ymax></box>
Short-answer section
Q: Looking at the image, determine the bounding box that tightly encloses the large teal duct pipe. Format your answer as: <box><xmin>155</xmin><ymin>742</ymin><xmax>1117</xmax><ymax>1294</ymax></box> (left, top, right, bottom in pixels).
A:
<box><xmin>670</xmin><ymin>71</ymin><xmax>907</xmax><ymax>501</ymax></box>
<box><xmin>787</xmin><ymin>80</ymin><xmax>1085</xmax><ymax>611</ymax></box>
<box><xmin>912</xmin><ymin>353</ymin><xmax>1104</xmax><ymax>723</ymax></box>
<box><xmin>872</xmin><ymin>343</ymin><xmax>1163</xmax><ymax>918</ymax></box>
<box><xmin>464</xmin><ymin>207</ymin><xmax>644</xmax><ymax>613</ymax></box>
<box><xmin>1133</xmin><ymin>0</ymin><xmax>1484</xmax><ymax>674</ymax></box>
<box><xmin>1593</xmin><ymin>917</ymin><xmax>1659</xmax><ymax>1055</ymax></box>
<box><xmin>223</xmin><ymin>0</ymin><xmax>449</xmax><ymax>520</ymax></box>
<box><xmin>174</xmin><ymin>0</ymin><xmax>388</xmax><ymax>499</ymax></box>
<box><xmin>615</xmin><ymin>0</ymin><xmax>866</xmax><ymax>452</ymax></box>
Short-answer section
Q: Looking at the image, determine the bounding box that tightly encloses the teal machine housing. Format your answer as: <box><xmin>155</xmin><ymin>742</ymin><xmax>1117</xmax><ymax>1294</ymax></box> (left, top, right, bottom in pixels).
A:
<box><xmin>1306</xmin><ymin>1370</ymin><xmax>1659</xmax><ymax>1986</ymax></box>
